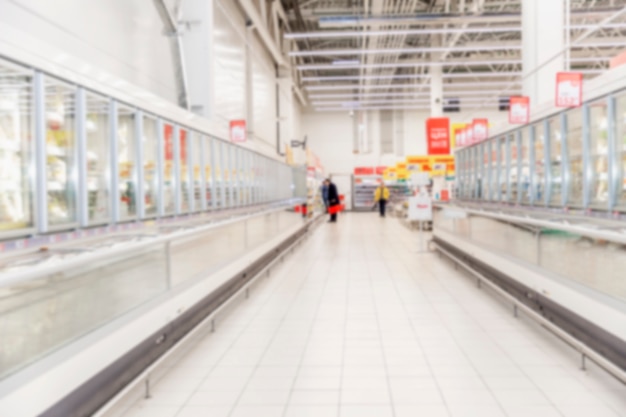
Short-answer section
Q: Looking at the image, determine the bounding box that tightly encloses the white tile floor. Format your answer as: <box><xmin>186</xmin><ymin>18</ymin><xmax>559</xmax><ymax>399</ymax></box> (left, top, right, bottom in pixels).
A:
<box><xmin>120</xmin><ymin>213</ymin><xmax>626</xmax><ymax>417</ymax></box>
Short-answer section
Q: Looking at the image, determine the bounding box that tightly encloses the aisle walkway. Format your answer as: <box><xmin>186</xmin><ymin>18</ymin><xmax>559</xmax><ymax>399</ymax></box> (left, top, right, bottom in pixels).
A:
<box><xmin>120</xmin><ymin>213</ymin><xmax>626</xmax><ymax>417</ymax></box>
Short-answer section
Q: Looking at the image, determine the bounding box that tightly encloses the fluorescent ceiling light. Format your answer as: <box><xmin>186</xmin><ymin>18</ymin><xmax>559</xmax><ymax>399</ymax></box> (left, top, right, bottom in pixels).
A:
<box><xmin>289</xmin><ymin>45</ymin><xmax>521</xmax><ymax>57</ymax></box>
<box><xmin>298</xmin><ymin>60</ymin><xmax>522</xmax><ymax>71</ymax></box>
<box><xmin>298</xmin><ymin>56</ymin><xmax>608</xmax><ymax>72</ymax></box>
<box><xmin>308</xmin><ymin>89</ymin><xmax>522</xmax><ymax>99</ymax></box>
<box><xmin>302</xmin><ymin>72</ymin><xmax>522</xmax><ymax>82</ymax></box>
<box><xmin>332</xmin><ymin>59</ymin><xmax>360</xmax><ymax>65</ymax></box>
<box><xmin>285</xmin><ymin>24</ymin><xmax>626</xmax><ymax>40</ymax></box>
<box><xmin>285</xmin><ymin>26</ymin><xmax>522</xmax><ymax>39</ymax></box>
<box><xmin>304</xmin><ymin>81</ymin><xmax>522</xmax><ymax>91</ymax></box>
<box><xmin>313</xmin><ymin>97</ymin><xmax>503</xmax><ymax>106</ymax></box>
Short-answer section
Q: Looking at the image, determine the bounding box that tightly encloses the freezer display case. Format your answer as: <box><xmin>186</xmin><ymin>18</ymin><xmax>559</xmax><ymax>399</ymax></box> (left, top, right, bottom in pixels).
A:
<box><xmin>0</xmin><ymin>56</ymin><xmax>306</xmax><ymax>240</ymax></box>
<box><xmin>456</xmin><ymin>82</ymin><xmax>626</xmax><ymax>214</ymax></box>
<box><xmin>353</xmin><ymin>175</ymin><xmax>379</xmax><ymax>211</ymax></box>
<box><xmin>45</xmin><ymin>77</ymin><xmax>77</xmax><ymax>228</ymax></box>
<box><xmin>0</xmin><ymin>60</ymin><xmax>34</xmax><ymax>235</ymax></box>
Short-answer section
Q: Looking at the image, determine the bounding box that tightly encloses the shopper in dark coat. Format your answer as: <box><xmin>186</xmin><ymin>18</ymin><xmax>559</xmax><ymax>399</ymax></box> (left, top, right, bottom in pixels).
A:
<box><xmin>325</xmin><ymin>179</ymin><xmax>339</xmax><ymax>222</ymax></box>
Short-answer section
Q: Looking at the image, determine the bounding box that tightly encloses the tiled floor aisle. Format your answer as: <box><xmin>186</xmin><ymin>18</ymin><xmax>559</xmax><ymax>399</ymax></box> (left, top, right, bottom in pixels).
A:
<box><xmin>121</xmin><ymin>214</ymin><xmax>626</xmax><ymax>417</ymax></box>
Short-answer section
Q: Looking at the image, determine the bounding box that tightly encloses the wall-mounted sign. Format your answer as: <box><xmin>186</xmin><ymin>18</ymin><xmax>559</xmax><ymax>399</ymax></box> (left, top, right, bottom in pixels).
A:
<box><xmin>229</xmin><ymin>119</ymin><xmax>247</xmax><ymax>143</ymax></box>
<box><xmin>426</xmin><ymin>117</ymin><xmax>450</xmax><ymax>155</ymax></box>
<box><xmin>555</xmin><ymin>72</ymin><xmax>583</xmax><ymax>107</ymax></box>
<box><xmin>509</xmin><ymin>96</ymin><xmax>530</xmax><ymax>124</ymax></box>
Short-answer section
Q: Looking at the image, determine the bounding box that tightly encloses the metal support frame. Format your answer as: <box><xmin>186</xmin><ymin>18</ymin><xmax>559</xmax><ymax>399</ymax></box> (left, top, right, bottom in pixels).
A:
<box><xmin>76</xmin><ymin>88</ymin><xmax>88</xmax><ymax>228</ymax></box>
<box><xmin>34</xmin><ymin>72</ymin><xmax>48</xmax><ymax>234</ymax></box>
<box><xmin>110</xmin><ymin>99</ymin><xmax>120</xmax><ymax>223</ymax></box>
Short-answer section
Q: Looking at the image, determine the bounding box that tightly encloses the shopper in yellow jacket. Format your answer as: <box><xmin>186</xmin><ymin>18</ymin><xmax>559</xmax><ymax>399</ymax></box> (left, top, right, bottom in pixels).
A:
<box><xmin>374</xmin><ymin>183</ymin><xmax>390</xmax><ymax>217</ymax></box>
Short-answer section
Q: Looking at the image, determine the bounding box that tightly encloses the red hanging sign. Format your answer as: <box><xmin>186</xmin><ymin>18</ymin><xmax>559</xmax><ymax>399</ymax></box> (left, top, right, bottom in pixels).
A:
<box><xmin>426</xmin><ymin>117</ymin><xmax>450</xmax><ymax>155</ymax></box>
<box><xmin>509</xmin><ymin>96</ymin><xmax>530</xmax><ymax>124</ymax></box>
<box><xmin>472</xmin><ymin>119</ymin><xmax>489</xmax><ymax>142</ymax></box>
<box><xmin>555</xmin><ymin>72</ymin><xmax>583</xmax><ymax>107</ymax></box>
<box><xmin>375</xmin><ymin>166</ymin><xmax>387</xmax><ymax>175</ymax></box>
<box><xmin>229</xmin><ymin>119</ymin><xmax>247</xmax><ymax>143</ymax></box>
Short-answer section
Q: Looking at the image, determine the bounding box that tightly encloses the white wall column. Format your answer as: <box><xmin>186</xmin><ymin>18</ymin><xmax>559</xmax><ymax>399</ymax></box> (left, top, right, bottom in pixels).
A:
<box><xmin>180</xmin><ymin>0</ymin><xmax>214</xmax><ymax>118</ymax></box>
<box><xmin>522</xmin><ymin>0</ymin><xmax>565</xmax><ymax>106</ymax></box>
<box><xmin>430</xmin><ymin>36</ymin><xmax>444</xmax><ymax>117</ymax></box>
<box><xmin>430</xmin><ymin>65</ymin><xmax>443</xmax><ymax>117</ymax></box>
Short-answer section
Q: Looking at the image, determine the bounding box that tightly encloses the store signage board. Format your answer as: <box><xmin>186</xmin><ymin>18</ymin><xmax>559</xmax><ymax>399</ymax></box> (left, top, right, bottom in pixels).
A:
<box><xmin>354</xmin><ymin>167</ymin><xmax>375</xmax><ymax>175</ymax></box>
<box><xmin>408</xmin><ymin>195</ymin><xmax>433</xmax><ymax>221</ymax></box>
<box><xmin>426</xmin><ymin>117</ymin><xmax>450</xmax><ymax>155</ymax></box>
<box><xmin>509</xmin><ymin>96</ymin><xmax>530</xmax><ymax>124</ymax></box>
<box><xmin>555</xmin><ymin>72</ymin><xmax>583</xmax><ymax>107</ymax></box>
<box><xmin>375</xmin><ymin>166</ymin><xmax>387</xmax><ymax>175</ymax></box>
<box><xmin>472</xmin><ymin>119</ymin><xmax>489</xmax><ymax>142</ymax></box>
<box><xmin>229</xmin><ymin>119</ymin><xmax>247</xmax><ymax>143</ymax></box>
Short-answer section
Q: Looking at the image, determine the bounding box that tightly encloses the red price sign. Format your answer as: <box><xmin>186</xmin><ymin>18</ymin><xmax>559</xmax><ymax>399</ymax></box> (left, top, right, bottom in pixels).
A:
<box><xmin>555</xmin><ymin>72</ymin><xmax>583</xmax><ymax>107</ymax></box>
<box><xmin>472</xmin><ymin>119</ymin><xmax>489</xmax><ymax>142</ymax></box>
<box><xmin>426</xmin><ymin>117</ymin><xmax>450</xmax><ymax>155</ymax></box>
<box><xmin>509</xmin><ymin>96</ymin><xmax>530</xmax><ymax>124</ymax></box>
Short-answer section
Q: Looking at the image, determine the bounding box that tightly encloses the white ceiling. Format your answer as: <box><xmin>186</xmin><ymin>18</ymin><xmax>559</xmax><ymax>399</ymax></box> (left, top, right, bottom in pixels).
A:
<box><xmin>279</xmin><ymin>0</ymin><xmax>626</xmax><ymax>111</ymax></box>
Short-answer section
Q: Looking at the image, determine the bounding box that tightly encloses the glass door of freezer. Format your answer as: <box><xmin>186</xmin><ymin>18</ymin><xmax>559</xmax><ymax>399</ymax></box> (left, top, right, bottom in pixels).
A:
<box><xmin>547</xmin><ymin>116</ymin><xmax>563</xmax><ymax>206</ymax></box>
<box><xmin>520</xmin><ymin>127</ymin><xmax>531</xmax><ymax>204</ymax></box>
<box><xmin>533</xmin><ymin>123</ymin><xmax>547</xmax><ymax>205</ymax></box>
<box><xmin>117</xmin><ymin>106</ymin><xmax>137</xmax><ymax>220</ymax></box>
<box><xmin>588</xmin><ymin>100</ymin><xmax>610</xmax><ymax>208</ymax></box>
<box><xmin>142</xmin><ymin>116</ymin><xmax>159</xmax><ymax>217</ymax></box>
<box><xmin>45</xmin><ymin>77</ymin><xmax>77</xmax><ymax>227</ymax></box>
<box><xmin>0</xmin><ymin>60</ymin><xmax>34</xmax><ymax>235</ymax></box>
<box><xmin>565</xmin><ymin>108</ymin><xmax>584</xmax><ymax>208</ymax></box>
<box><xmin>614</xmin><ymin>93</ymin><xmax>626</xmax><ymax>211</ymax></box>
<box><xmin>162</xmin><ymin>123</ymin><xmax>176</xmax><ymax>215</ymax></box>
<box><xmin>85</xmin><ymin>93</ymin><xmax>110</xmax><ymax>225</ymax></box>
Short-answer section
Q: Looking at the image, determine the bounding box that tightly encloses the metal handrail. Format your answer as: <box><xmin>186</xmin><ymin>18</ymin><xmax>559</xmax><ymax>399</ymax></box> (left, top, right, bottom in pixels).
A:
<box><xmin>433</xmin><ymin>242</ymin><xmax>626</xmax><ymax>385</ymax></box>
<box><xmin>436</xmin><ymin>203</ymin><xmax>626</xmax><ymax>246</ymax></box>
<box><xmin>0</xmin><ymin>202</ymin><xmax>299</xmax><ymax>288</ymax></box>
